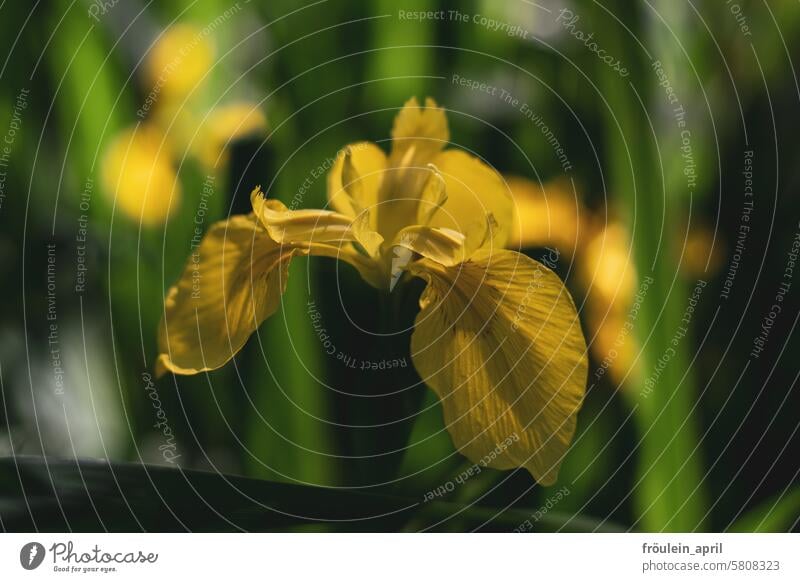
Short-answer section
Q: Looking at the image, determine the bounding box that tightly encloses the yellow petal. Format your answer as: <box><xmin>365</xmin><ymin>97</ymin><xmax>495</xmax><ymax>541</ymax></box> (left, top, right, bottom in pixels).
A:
<box><xmin>374</xmin><ymin>98</ymin><xmax>450</xmax><ymax>240</ymax></box>
<box><xmin>426</xmin><ymin>149</ymin><xmax>513</xmax><ymax>249</ymax></box>
<box><xmin>389</xmin><ymin>97</ymin><xmax>449</xmax><ymax>165</ymax></box>
<box><xmin>144</xmin><ymin>24</ymin><xmax>214</xmax><ymax>103</ymax></box>
<box><xmin>156</xmin><ymin>214</ymin><xmax>296</xmax><ymax>376</ymax></box>
<box><xmin>157</xmin><ymin>204</ymin><xmax>388</xmax><ymax>376</ymax></box>
<box><xmin>416</xmin><ymin>164</ymin><xmax>448</xmax><ymax>225</ymax></box>
<box><xmin>101</xmin><ymin>124</ymin><xmax>181</xmax><ymax>226</ymax></box>
<box><xmin>327</xmin><ymin>141</ymin><xmax>387</xmax><ymax>221</ymax></box>
<box><xmin>409</xmin><ymin>250</ymin><xmax>587</xmax><ymax>485</ymax></box>
<box><xmin>507</xmin><ymin>176</ymin><xmax>584</xmax><ymax>255</ymax></box>
<box><xmin>196</xmin><ymin>102</ymin><xmax>267</xmax><ymax>168</ymax></box>
<box><xmin>389</xmin><ymin>225</ymin><xmax>466</xmax><ymax>291</ymax></box>
<box><xmin>394</xmin><ymin>225</ymin><xmax>467</xmax><ymax>267</ymax></box>
<box><xmin>251</xmin><ymin>187</ymin><xmax>383</xmax><ymax>257</ymax></box>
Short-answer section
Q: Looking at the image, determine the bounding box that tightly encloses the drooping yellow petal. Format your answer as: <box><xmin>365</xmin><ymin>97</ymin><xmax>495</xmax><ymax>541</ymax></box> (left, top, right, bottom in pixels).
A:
<box><xmin>101</xmin><ymin>124</ymin><xmax>181</xmax><ymax>226</ymax></box>
<box><xmin>426</xmin><ymin>149</ymin><xmax>513</xmax><ymax>249</ymax></box>
<box><xmin>156</xmin><ymin>198</ymin><xmax>390</xmax><ymax>376</ymax></box>
<box><xmin>156</xmin><ymin>214</ymin><xmax>296</xmax><ymax>376</ymax></box>
<box><xmin>327</xmin><ymin>142</ymin><xmax>387</xmax><ymax>222</ymax></box>
<box><xmin>506</xmin><ymin>176</ymin><xmax>584</xmax><ymax>255</ymax></box>
<box><xmin>195</xmin><ymin>102</ymin><xmax>267</xmax><ymax>168</ymax></box>
<box><xmin>143</xmin><ymin>24</ymin><xmax>214</xmax><ymax>103</ymax></box>
<box><xmin>409</xmin><ymin>250</ymin><xmax>587</xmax><ymax>485</ymax></box>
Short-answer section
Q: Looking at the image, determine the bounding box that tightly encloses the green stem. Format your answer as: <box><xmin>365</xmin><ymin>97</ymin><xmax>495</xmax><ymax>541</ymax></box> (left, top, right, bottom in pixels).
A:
<box><xmin>595</xmin><ymin>0</ymin><xmax>707</xmax><ymax>531</ymax></box>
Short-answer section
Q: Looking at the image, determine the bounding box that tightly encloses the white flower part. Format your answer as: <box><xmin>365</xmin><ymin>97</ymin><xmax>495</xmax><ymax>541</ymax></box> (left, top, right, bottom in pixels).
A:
<box><xmin>390</xmin><ymin>231</ymin><xmax>417</xmax><ymax>292</ymax></box>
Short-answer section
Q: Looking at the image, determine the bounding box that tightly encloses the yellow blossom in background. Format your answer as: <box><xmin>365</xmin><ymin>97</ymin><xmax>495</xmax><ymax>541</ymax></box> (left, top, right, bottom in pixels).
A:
<box><xmin>194</xmin><ymin>102</ymin><xmax>268</xmax><ymax>169</ymax></box>
<box><xmin>579</xmin><ymin>222</ymin><xmax>637</xmax><ymax>314</ymax></box>
<box><xmin>156</xmin><ymin>98</ymin><xmax>588</xmax><ymax>485</ymax></box>
<box><xmin>143</xmin><ymin>24</ymin><xmax>214</xmax><ymax>102</ymax></box>
<box><xmin>101</xmin><ymin>124</ymin><xmax>181</xmax><ymax>226</ymax></box>
<box><xmin>579</xmin><ymin>223</ymin><xmax>641</xmax><ymax>387</ymax></box>
<box><xmin>587</xmin><ymin>309</ymin><xmax>642</xmax><ymax>387</ymax></box>
<box><xmin>506</xmin><ymin>176</ymin><xmax>585</xmax><ymax>256</ymax></box>
<box><xmin>101</xmin><ymin>23</ymin><xmax>266</xmax><ymax>225</ymax></box>
<box><xmin>509</xmin><ymin>183</ymin><xmax>643</xmax><ymax>388</ymax></box>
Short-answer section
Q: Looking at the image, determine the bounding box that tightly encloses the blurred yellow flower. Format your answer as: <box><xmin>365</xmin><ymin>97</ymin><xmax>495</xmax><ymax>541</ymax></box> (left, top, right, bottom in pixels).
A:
<box><xmin>102</xmin><ymin>24</ymin><xmax>266</xmax><ymax>225</ymax></box>
<box><xmin>156</xmin><ymin>97</ymin><xmax>588</xmax><ymax>485</ymax></box>
<box><xmin>143</xmin><ymin>24</ymin><xmax>214</xmax><ymax>102</ymax></box>
<box><xmin>579</xmin><ymin>222</ymin><xmax>637</xmax><ymax>314</ymax></box>
<box><xmin>587</xmin><ymin>309</ymin><xmax>642</xmax><ymax>387</ymax></box>
<box><xmin>579</xmin><ymin>223</ymin><xmax>640</xmax><ymax>384</ymax></box>
<box><xmin>507</xmin><ymin>176</ymin><xmax>585</xmax><ymax>256</ymax></box>
<box><xmin>194</xmin><ymin>102</ymin><xmax>268</xmax><ymax>168</ymax></box>
<box><xmin>101</xmin><ymin>124</ymin><xmax>181</xmax><ymax>226</ymax></box>
<box><xmin>508</xmin><ymin>175</ymin><xmax>722</xmax><ymax>390</ymax></box>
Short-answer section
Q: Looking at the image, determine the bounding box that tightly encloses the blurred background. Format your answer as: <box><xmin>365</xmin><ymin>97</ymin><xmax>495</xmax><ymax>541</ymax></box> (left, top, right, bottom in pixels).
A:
<box><xmin>0</xmin><ymin>0</ymin><xmax>799</xmax><ymax>532</ymax></box>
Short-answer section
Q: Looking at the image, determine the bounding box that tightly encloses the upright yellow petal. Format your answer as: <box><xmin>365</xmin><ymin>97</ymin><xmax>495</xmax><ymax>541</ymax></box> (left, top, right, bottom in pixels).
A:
<box><xmin>409</xmin><ymin>250</ymin><xmax>587</xmax><ymax>484</ymax></box>
<box><xmin>375</xmin><ymin>98</ymin><xmax>451</xmax><ymax>240</ymax></box>
<box><xmin>427</xmin><ymin>150</ymin><xmax>513</xmax><ymax>249</ymax></box>
<box><xmin>101</xmin><ymin>124</ymin><xmax>181</xmax><ymax>226</ymax></box>
<box><xmin>416</xmin><ymin>164</ymin><xmax>448</xmax><ymax>225</ymax></box>
<box><xmin>389</xmin><ymin>96</ymin><xmax>449</xmax><ymax>165</ymax></box>
<box><xmin>156</xmin><ymin>214</ymin><xmax>295</xmax><ymax>376</ymax></box>
<box><xmin>326</xmin><ymin>142</ymin><xmax>387</xmax><ymax>223</ymax></box>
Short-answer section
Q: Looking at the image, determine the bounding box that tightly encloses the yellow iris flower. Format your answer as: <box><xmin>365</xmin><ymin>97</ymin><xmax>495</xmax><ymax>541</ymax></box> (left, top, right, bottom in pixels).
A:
<box><xmin>156</xmin><ymin>97</ymin><xmax>588</xmax><ymax>485</ymax></box>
